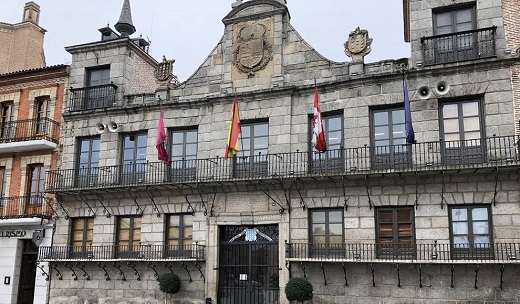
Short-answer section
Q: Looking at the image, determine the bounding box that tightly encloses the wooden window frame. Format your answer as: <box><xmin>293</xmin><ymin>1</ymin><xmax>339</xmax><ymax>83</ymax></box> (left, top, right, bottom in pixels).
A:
<box><xmin>116</xmin><ymin>216</ymin><xmax>142</xmax><ymax>258</ymax></box>
<box><xmin>165</xmin><ymin>213</ymin><xmax>194</xmax><ymax>258</ymax></box>
<box><xmin>70</xmin><ymin>217</ymin><xmax>94</xmax><ymax>258</ymax></box>
<box><xmin>375</xmin><ymin>207</ymin><xmax>415</xmax><ymax>259</ymax></box>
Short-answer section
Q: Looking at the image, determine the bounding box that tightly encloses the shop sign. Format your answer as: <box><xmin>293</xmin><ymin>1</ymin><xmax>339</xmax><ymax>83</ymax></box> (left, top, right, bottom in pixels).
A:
<box><xmin>0</xmin><ymin>230</ymin><xmax>27</xmax><ymax>238</ymax></box>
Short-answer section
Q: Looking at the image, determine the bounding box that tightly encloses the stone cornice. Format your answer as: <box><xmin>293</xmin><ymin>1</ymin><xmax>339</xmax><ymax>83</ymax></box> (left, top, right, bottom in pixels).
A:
<box><xmin>223</xmin><ymin>0</ymin><xmax>289</xmax><ymax>25</ymax></box>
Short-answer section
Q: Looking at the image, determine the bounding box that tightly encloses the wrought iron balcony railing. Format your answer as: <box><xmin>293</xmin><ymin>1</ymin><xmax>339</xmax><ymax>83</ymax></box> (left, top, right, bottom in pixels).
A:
<box><xmin>0</xmin><ymin>118</ymin><xmax>60</xmax><ymax>144</ymax></box>
<box><xmin>38</xmin><ymin>244</ymin><xmax>206</xmax><ymax>262</ymax></box>
<box><xmin>0</xmin><ymin>194</ymin><xmax>51</xmax><ymax>219</ymax></box>
<box><xmin>285</xmin><ymin>242</ymin><xmax>519</xmax><ymax>263</ymax></box>
<box><xmin>421</xmin><ymin>26</ymin><xmax>497</xmax><ymax>65</ymax></box>
<box><xmin>69</xmin><ymin>83</ymin><xmax>118</xmax><ymax>112</ymax></box>
<box><xmin>45</xmin><ymin>135</ymin><xmax>519</xmax><ymax>192</ymax></box>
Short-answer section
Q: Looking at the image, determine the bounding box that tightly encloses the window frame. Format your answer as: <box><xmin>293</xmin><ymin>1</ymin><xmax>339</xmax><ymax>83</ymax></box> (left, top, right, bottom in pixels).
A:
<box><xmin>308</xmin><ymin>208</ymin><xmax>344</xmax><ymax>258</ymax></box>
<box><xmin>115</xmin><ymin>215</ymin><xmax>142</xmax><ymax>258</ymax></box>
<box><xmin>234</xmin><ymin>120</ymin><xmax>269</xmax><ymax>178</ymax></box>
<box><xmin>165</xmin><ymin>213</ymin><xmax>194</xmax><ymax>258</ymax></box>
<box><xmin>76</xmin><ymin>136</ymin><xmax>100</xmax><ymax>187</ymax></box>
<box><xmin>169</xmin><ymin>128</ymin><xmax>198</xmax><ymax>181</ymax></box>
<box><xmin>375</xmin><ymin>206</ymin><xmax>416</xmax><ymax>259</ymax></box>
<box><xmin>120</xmin><ymin>132</ymin><xmax>148</xmax><ymax>184</ymax></box>
<box><xmin>0</xmin><ymin>102</ymin><xmax>15</xmax><ymax>140</ymax></box>
<box><xmin>0</xmin><ymin>167</ymin><xmax>6</xmax><ymax>209</ymax></box>
<box><xmin>309</xmin><ymin>112</ymin><xmax>344</xmax><ymax>174</ymax></box>
<box><xmin>439</xmin><ymin>97</ymin><xmax>485</xmax><ymax>165</ymax></box>
<box><xmin>87</xmin><ymin>66</ymin><xmax>111</xmax><ymax>87</ymax></box>
<box><xmin>70</xmin><ymin>217</ymin><xmax>94</xmax><ymax>258</ymax></box>
<box><xmin>448</xmin><ymin>204</ymin><xmax>494</xmax><ymax>259</ymax></box>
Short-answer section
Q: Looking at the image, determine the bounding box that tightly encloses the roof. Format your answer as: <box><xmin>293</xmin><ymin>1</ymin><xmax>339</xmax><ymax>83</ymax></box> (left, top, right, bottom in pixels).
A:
<box><xmin>0</xmin><ymin>64</ymin><xmax>69</xmax><ymax>77</ymax></box>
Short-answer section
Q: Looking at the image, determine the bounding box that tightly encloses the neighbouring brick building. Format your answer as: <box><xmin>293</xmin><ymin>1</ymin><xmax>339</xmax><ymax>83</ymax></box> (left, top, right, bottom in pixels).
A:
<box><xmin>41</xmin><ymin>0</ymin><xmax>519</xmax><ymax>303</ymax></box>
<box><xmin>0</xmin><ymin>3</ymin><xmax>68</xmax><ymax>304</ymax></box>
<box><xmin>0</xmin><ymin>2</ymin><xmax>46</xmax><ymax>75</ymax></box>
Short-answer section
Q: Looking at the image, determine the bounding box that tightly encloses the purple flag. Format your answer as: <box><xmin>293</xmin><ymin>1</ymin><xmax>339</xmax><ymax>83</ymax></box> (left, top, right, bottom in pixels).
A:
<box><xmin>403</xmin><ymin>74</ymin><xmax>416</xmax><ymax>144</ymax></box>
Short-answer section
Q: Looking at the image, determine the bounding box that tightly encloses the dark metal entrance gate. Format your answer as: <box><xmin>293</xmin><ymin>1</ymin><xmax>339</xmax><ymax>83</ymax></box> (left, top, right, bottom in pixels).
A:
<box><xmin>218</xmin><ymin>225</ymin><xmax>279</xmax><ymax>304</ymax></box>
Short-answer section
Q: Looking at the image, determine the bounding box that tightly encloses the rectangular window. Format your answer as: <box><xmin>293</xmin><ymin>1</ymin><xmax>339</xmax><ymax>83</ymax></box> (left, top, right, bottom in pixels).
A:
<box><xmin>85</xmin><ymin>66</ymin><xmax>112</xmax><ymax>110</ymax></box>
<box><xmin>76</xmin><ymin>137</ymin><xmax>100</xmax><ymax>187</ymax></box>
<box><xmin>121</xmin><ymin>133</ymin><xmax>147</xmax><ymax>184</ymax></box>
<box><xmin>433</xmin><ymin>6</ymin><xmax>477</xmax><ymax>63</ymax></box>
<box><xmin>165</xmin><ymin>214</ymin><xmax>193</xmax><ymax>258</ymax></box>
<box><xmin>0</xmin><ymin>102</ymin><xmax>14</xmax><ymax>140</ymax></box>
<box><xmin>26</xmin><ymin>164</ymin><xmax>45</xmax><ymax>215</ymax></box>
<box><xmin>309</xmin><ymin>209</ymin><xmax>344</xmax><ymax>258</ymax></box>
<box><xmin>70</xmin><ymin>217</ymin><xmax>94</xmax><ymax>258</ymax></box>
<box><xmin>449</xmin><ymin>205</ymin><xmax>493</xmax><ymax>259</ymax></box>
<box><xmin>376</xmin><ymin>207</ymin><xmax>415</xmax><ymax>258</ymax></box>
<box><xmin>371</xmin><ymin>108</ymin><xmax>410</xmax><ymax>170</ymax></box>
<box><xmin>311</xmin><ymin>114</ymin><xmax>343</xmax><ymax>174</ymax></box>
<box><xmin>170</xmin><ymin>129</ymin><xmax>197</xmax><ymax>181</ymax></box>
<box><xmin>35</xmin><ymin>96</ymin><xmax>51</xmax><ymax>135</ymax></box>
<box><xmin>116</xmin><ymin>216</ymin><xmax>141</xmax><ymax>258</ymax></box>
<box><xmin>0</xmin><ymin>167</ymin><xmax>6</xmax><ymax>209</ymax></box>
<box><xmin>235</xmin><ymin>121</ymin><xmax>268</xmax><ymax>178</ymax></box>
<box><xmin>440</xmin><ymin>98</ymin><xmax>484</xmax><ymax>164</ymax></box>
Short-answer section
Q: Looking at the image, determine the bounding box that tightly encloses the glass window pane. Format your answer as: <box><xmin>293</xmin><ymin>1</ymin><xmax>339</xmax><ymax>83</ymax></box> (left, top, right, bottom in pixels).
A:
<box><xmin>186</xmin><ymin>131</ymin><xmax>197</xmax><ymax>143</ymax></box>
<box><xmin>92</xmin><ymin>139</ymin><xmax>100</xmax><ymax>151</ymax></box>
<box><xmin>473</xmin><ymin>221</ymin><xmax>489</xmax><ymax>235</ymax></box>
<box><xmin>374</xmin><ymin>126</ymin><xmax>389</xmax><ymax>140</ymax></box>
<box><xmin>172</xmin><ymin>132</ymin><xmax>184</xmax><ymax>144</ymax></box>
<box><xmin>183</xmin><ymin>227</ymin><xmax>193</xmax><ymax>239</ymax></box>
<box><xmin>119</xmin><ymin>218</ymin><xmax>130</xmax><ymax>229</ymax></box>
<box><xmin>452</xmin><ymin>222</ymin><xmax>468</xmax><ymax>235</ymax></box>
<box><xmin>373</xmin><ymin>112</ymin><xmax>388</xmax><ymax>126</ymax></box>
<box><xmin>443</xmin><ymin>104</ymin><xmax>459</xmax><ymax>119</ymax></box>
<box><xmin>254</xmin><ymin>124</ymin><xmax>268</xmax><ymax>137</ymax></box>
<box><xmin>80</xmin><ymin>140</ymin><xmax>90</xmax><ymax>151</ymax></box>
<box><xmin>327</xmin><ymin>117</ymin><xmax>341</xmax><ymax>131</ymax></box>
<box><xmin>463</xmin><ymin>117</ymin><xmax>480</xmax><ymax>132</ymax></box>
<box><xmin>329</xmin><ymin>211</ymin><xmax>343</xmax><ymax>223</ymax></box>
<box><xmin>453</xmin><ymin>235</ymin><xmax>469</xmax><ymax>245</ymax></box>
<box><xmin>328</xmin><ymin>131</ymin><xmax>342</xmax><ymax>146</ymax></box>
<box><xmin>254</xmin><ymin>137</ymin><xmax>268</xmax><ymax>149</ymax></box>
<box><xmin>472</xmin><ymin>208</ymin><xmax>488</xmax><ymax>221</ymax></box>
<box><xmin>119</xmin><ymin>230</ymin><xmax>130</xmax><ymax>241</ymax></box>
<box><xmin>443</xmin><ymin>119</ymin><xmax>459</xmax><ymax>133</ymax></box>
<box><xmin>183</xmin><ymin>215</ymin><xmax>193</xmax><ymax>226</ymax></box>
<box><xmin>473</xmin><ymin>235</ymin><xmax>490</xmax><ymax>244</ymax></box>
<box><xmin>392</xmin><ymin>110</ymin><xmax>405</xmax><ymax>124</ymax></box>
<box><xmin>329</xmin><ymin>235</ymin><xmax>343</xmax><ymax>244</ymax></box>
<box><xmin>312</xmin><ymin>236</ymin><xmax>326</xmax><ymax>244</ymax></box>
<box><xmin>462</xmin><ymin>101</ymin><xmax>478</xmax><ymax>116</ymax></box>
<box><xmin>312</xmin><ymin>211</ymin><xmax>325</xmax><ymax>223</ymax></box>
<box><xmin>329</xmin><ymin>224</ymin><xmax>342</xmax><ymax>237</ymax></box>
<box><xmin>451</xmin><ymin>208</ymin><xmax>467</xmax><ymax>221</ymax></box>
<box><xmin>169</xmin><ymin>228</ymin><xmax>180</xmax><ymax>239</ymax></box>
<box><xmin>444</xmin><ymin>133</ymin><xmax>460</xmax><ymax>142</ymax></box>
<box><xmin>312</xmin><ymin>224</ymin><xmax>326</xmax><ymax>236</ymax></box>
<box><xmin>241</xmin><ymin>126</ymin><xmax>250</xmax><ymax>138</ymax></box>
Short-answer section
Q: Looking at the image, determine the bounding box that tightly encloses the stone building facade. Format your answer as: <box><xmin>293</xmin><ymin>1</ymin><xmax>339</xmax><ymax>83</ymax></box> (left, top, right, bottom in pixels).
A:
<box><xmin>42</xmin><ymin>0</ymin><xmax>519</xmax><ymax>303</ymax></box>
<box><xmin>0</xmin><ymin>2</ymin><xmax>46</xmax><ymax>75</ymax></box>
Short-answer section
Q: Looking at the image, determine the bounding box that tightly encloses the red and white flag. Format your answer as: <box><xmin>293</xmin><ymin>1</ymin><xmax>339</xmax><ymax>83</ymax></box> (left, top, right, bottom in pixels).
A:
<box><xmin>156</xmin><ymin>108</ymin><xmax>170</xmax><ymax>165</ymax></box>
<box><xmin>311</xmin><ymin>85</ymin><xmax>327</xmax><ymax>152</ymax></box>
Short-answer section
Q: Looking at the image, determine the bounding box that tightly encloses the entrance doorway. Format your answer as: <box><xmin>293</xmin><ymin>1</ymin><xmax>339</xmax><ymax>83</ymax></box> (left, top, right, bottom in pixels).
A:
<box><xmin>17</xmin><ymin>239</ymin><xmax>38</xmax><ymax>304</ymax></box>
<box><xmin>218</xmin><ymin>225</ymin><xmax>279</xmax><ymax>304</ymax></box>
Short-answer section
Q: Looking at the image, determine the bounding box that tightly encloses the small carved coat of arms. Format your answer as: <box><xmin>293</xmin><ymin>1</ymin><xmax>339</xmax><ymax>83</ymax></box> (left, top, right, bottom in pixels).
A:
<box><xmin>344</xmin><ymin>27</ymin><xmax>373</xmax><ymax>62</ymax></box>
<box><xmin>155</xmin><ymin>55</ymin><xmax>175</xmax><ymax>85</ymax></box>
<box><xmin>233</xmin><ymin>24</ymin><xmax>272</xmax><ymax>76</ymax></box>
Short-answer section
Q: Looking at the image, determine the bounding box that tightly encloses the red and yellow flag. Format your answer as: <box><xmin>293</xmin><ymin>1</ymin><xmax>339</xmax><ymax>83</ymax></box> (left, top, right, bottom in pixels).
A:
<box><xmin>225</xmin><ymin>96</ymin><xmax>242</xmax><ymax>159</ymax></box>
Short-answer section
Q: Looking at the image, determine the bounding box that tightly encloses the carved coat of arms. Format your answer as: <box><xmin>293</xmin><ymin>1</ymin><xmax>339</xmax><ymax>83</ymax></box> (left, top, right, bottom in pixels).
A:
<box><xmin>233</xmin><ymin>24</ymin><xmax>272</xmax><ymax>76</ymax></box>
<box><xmin>155</xmin><ymin>55</ymin><xmax>175</xmax><ymax>85</ymax></box>
<box><xmin>344</xmin><ymin>27</ymin><xmax>373</xmax><ymax>62</ymax></box>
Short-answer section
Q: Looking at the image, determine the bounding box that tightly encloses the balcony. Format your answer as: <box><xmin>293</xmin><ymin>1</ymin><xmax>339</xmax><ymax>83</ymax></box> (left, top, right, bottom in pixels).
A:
<box><xmin>421</xmin><ymin>26</ymin><xmax>497</xmax><ymax>65</ymax></box>
<box><xmin>45</xmin><ymin>135</ymin><xmax>520</xmax><ymax>193</ymax></box>
<box><xmin>285</xmin><ymin>242</ymin><xmax>519</xmax><ymax>264</ymax></box>
<box><xmin>0</xmin><ymin>118</ymin><xmax>59</xmax><ymax>153</ymax></box>
<box><xmin>69</xmin><ymin>83</ymin><xmax>118</xmax><ymax>112</ymax></box>
<box><xmin>38</xmin><ymin>244</ymin><xmax>206</xmax><ymax>262</ymax></box>
<box><xmin>0</xmin><ymin>195</ymin><xmax>51</xmax><ymax>219</ymax></box>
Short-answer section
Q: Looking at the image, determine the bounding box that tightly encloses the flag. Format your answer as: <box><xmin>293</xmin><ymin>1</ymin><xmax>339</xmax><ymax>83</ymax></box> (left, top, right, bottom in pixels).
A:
<box><xmin>403</xmin><ymin>74</ymin><xmax>416</xmax><ymax>144</ymax></box>
<box><xmin>225</xmin><ymin>96</ymin><xmax>241</xmax><ymax>159</ymax></box>
<box><xmin>311</xmin><ymin>85</ymin><xmax>327</xmax><ymax>152</ymax></box>
<box><xmin>156</xmin><ymin>108</ymin><xmax>170</xmax><ymax>165</ymax></box>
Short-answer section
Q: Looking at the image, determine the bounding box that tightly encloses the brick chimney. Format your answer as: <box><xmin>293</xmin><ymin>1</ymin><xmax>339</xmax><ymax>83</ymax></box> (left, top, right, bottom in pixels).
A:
<box><xmin>22</xmin><ymin>2</ymin><xmax>40</xmax><ymax>25</ymax></box>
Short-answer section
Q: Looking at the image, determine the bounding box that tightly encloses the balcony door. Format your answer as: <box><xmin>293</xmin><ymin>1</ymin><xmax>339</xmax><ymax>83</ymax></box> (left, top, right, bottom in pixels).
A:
<box><xmin>121</xmin><ymin>133</ymin><xmax>147</xmax><ymax>184</ymax></box>
<box><xmin>70</xmin><ymin>217</ymin><xmax>94</xmax><ymax>258</ymax></box>
<box><xmin>234</xmin><ymin>122</ymin><xmax>268</xmax><ymax>178</ymax></box>
<box><xmin>77</xmin><ymin>137</ymin><xmax>100</xmax><ymax>187</ymax></box>
<box><xmin>26</xmin><ymin>164</ymin><xmax>45</xmax><ymax>215</ymax></box>
<box><xmin>440</xmin><ymin>99</ymin><xmax>484</xmax><ymax>165</ymax></box>
<box><xmin>1</xmin><ymin>103</ymin><xmax>14</xmax><ymax>140</ymax></box>
<box><xmin>371</xmin><ymin>108</ymin><xmax>411</xmax><ymax>170</ymax></box>
<box><xmin>35</xmin><ymin>97</ymin><xmax>51</xmax><ymax>135</ymax></box>
<box><xmin>86</xmin><ymin>67</ymin><xmax>111</xmax><ymax>109</ymax></box>
<box><xmin>311</xmin><ymin>114</ymin><xmax>343</xmax><ymax>174</ymax></box>
<box><xmin>170</xmin><ymin>129</ymin><xmax>197</xmax><ymax>181</ymax></box>
<box><xmin>433</xmin><ymin>6</ymin><xmax>476</xmax><ymax>63</ymax></box>
<box><xmin>376</xmin><ymin>207</ymin><xmax>415</xmax><ymax>258</ymax></box>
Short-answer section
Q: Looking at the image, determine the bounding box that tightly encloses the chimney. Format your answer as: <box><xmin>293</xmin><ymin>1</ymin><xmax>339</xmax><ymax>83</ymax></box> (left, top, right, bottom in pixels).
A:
<box><xmin>22</xmin><ymin>2</ymin><xmax>41</xmax><ymax>25</ymax></box>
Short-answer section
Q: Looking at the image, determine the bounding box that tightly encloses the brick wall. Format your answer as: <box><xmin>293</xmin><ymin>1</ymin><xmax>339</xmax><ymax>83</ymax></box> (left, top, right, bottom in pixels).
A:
<box><xmin>502</xmin><ymin>0</ymin><xmax>520</xmax><ymax>135</ymax></box>
<box><xmin>0</xmin><ymin>23</ymin><xmax>45</xmax><ymax>74</ymax></box>
<box><xmin>131</xmin><ymin>53</ymin><xmax>158</xmax><ymax>94</ymax></box>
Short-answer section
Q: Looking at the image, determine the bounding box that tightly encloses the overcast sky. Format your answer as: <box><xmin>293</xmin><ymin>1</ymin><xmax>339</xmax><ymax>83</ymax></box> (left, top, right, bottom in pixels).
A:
<box><xmin>1</xmin><ymin>0</ymin><xmax>410</xmax><ymax>81</ymax></box>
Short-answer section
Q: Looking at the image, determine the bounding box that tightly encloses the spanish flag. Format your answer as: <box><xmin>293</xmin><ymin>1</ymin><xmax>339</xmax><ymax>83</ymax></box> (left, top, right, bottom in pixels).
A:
<box><xmin>225</xmin><ymin>96</ymin><xmax>241</xmax><ymax>159</ymax></box>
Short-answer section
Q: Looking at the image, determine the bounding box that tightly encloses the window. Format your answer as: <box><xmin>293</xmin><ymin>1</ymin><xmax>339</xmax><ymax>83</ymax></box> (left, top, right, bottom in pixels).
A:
<box><xmin>35</xmin><ymin>97</ymin><xmax>51</xmax><ymax>135</ymax></box>
<box><xmin>440</xmin><ymin>99</ymin><xmax>484</xmax><ymax>164</ymax></box>
<box><xmin>165</xmin><ymin>214</ymin><xmax>193</xmax><ymax>258</ymax></box>
<box><xmin>433</xmin><ymin>6</ymin><xmax>477</xmax><ymax>63</ymax></box>
<box><xmin>26</xmin><ymin>164</ymin><xmax>45</xmax><ymax>215</ymax></box>
<box><xmin>376</xmin><ymin>207</ymin><xmax>415</xmax><ymax>258</ymax></box>
<box><xmin>0</xmin><ymin>167</ymin><xmax>6</xmax><ymax>209</ymax></box>
<box><xmin>70</xmin><ymin>217</ymin><xmax>94</xmax><ymax>258</ymax></box>
<box><xmin>310</xmin><ymin>209</ymin><xmax>344</xmax><ymax>258</ymax></box>
<box><xmin>235</xmin><ymin>121</ymin><xmax>268</xmax><ymax>178</ymax></box>
<box><xmin>0</xmin><ymin>103</ymin><xmax>14</xmax><ymax>140</ymax></box>
<box><xmin>121</xmin><ymin>133</ymin><xmax>147</xmax><ymax>184</ymax></box>
<box><xmin>77</xmin><ymin>137</ymin><xmax>100</xmax><ymax>187</ymax></box>
<box><xmin>371</xmin><ymin>108</ymin><xmax>410</xmax><ymax>170</ymax></box>
<box><xmin>170</xmin><ymin>129</ymin><xmax>197</xmax><ymax>181</ymax></box>
<box><xmin>85</xmin><ymin>66</ymin><xmax>112</xmax><ymax>110</ymax></box>
<box><xmin>449</xmin><ymin>205</ymin><xmax>493</xmax><ymax>259</ymax></box>
<box><xmin>311</xmin><ymin>114</ymin><xmax>343</xmax><ymax>173</ymax></box>
<box><xmin>116</xmin><ymin>216</ymin><xmax>141</xmax><ymax>258</ymax></box>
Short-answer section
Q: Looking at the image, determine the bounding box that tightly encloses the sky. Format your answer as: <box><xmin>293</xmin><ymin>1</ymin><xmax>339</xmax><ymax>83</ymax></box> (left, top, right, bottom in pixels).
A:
<box><xmin>0</xmin><ymin>0</ymin><xmax>410</xmax><ymax>81</ymax></box>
